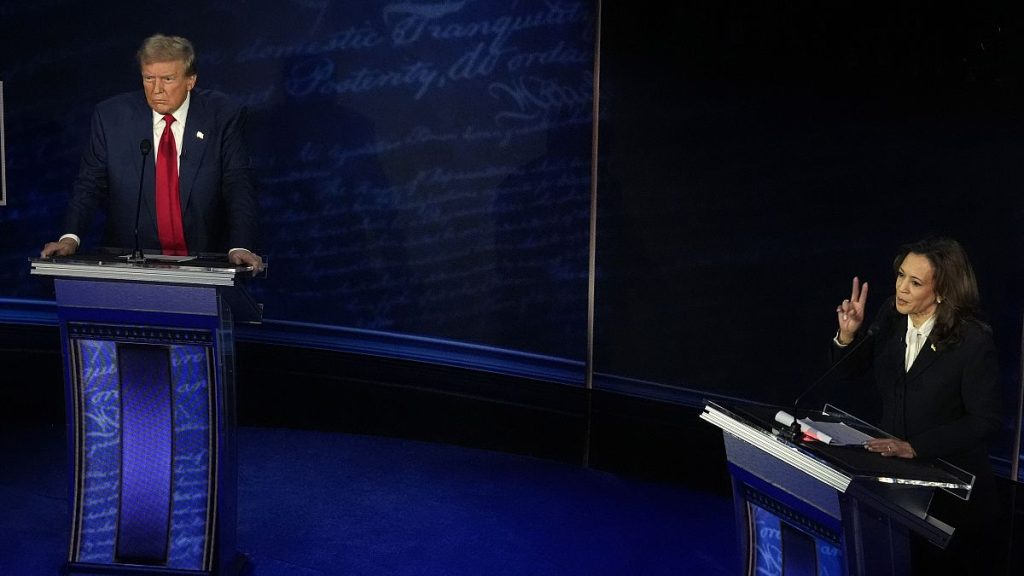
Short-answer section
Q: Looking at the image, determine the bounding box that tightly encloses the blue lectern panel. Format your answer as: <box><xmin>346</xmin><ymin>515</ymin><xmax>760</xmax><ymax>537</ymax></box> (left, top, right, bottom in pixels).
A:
<box><xmin>816</xmin><ymin>537</ymin><xmax>843</xmax><ymax>576</ymax></box>
<box><xmin>748</xmin><ymin>503</ymin><xmax>844</xmax><ymax>576</ymax></box>
<box><xmin>167</xmin><ymin>344</ymin><xmax>215</xmax><ymax>569</ymax></box>
<box><xmin>735</xmin><ymin>469</ymin><xmax>845</xmax><ymax>576</ymax></box>
<box><xmin>73</xmin><ymin>339</ymin><xmax>121</xmax><ymax>564</ymax></box>
<box><xmin>116</xmin><ymin>344</ymin><xmax>174</xmax><ymax>565</ymax></box>
<box><xmin>70</xmin><ymin>336</ymin><xmax>215</xmax><ymax>571</ymax></box>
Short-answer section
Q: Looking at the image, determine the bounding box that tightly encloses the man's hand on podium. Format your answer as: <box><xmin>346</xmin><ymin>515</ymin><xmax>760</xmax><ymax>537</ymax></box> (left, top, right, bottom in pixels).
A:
<box><xmin>228</xmin><ymin>248</ymin><xmax>265</xmax><ymax>273</ymax></box>
<box><xmin>40</xmin><ymin>237</ymin><xmax>78</xmax><ymax>258</ymax></box>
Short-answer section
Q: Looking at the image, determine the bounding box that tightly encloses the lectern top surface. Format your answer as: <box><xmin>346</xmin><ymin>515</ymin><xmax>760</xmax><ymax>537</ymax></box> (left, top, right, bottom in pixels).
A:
<box><xmin>704</xmin><ymin>401</ymin><xmax>972</xmax><ymax>491</ymax></box>
<box><xmin>30</xmin><ymin>253</ymin><xmax>260</xmax><ymax>286</ymax></box>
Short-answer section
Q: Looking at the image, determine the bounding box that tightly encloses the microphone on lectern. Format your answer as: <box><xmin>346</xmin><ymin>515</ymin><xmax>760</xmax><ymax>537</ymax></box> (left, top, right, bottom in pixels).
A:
<box><xmin>128</xmin><ymin>139</ymin><xmax>152</xmax><ymax>263</ymax></box>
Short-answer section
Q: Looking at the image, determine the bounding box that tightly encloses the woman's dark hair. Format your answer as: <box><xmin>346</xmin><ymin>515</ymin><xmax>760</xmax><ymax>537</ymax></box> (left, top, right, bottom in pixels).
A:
<box><xmin>892</xmin><ymin>236</ymin><xmax>982</xmax><ymax>348</ymax></box>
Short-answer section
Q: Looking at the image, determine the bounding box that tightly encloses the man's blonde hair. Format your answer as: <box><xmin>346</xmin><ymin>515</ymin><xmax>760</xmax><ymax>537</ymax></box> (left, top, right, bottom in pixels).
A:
<box><xmin>137</xmin><ymin>34</ymin><xmax>196</xmax><ymax>76</ymax></box>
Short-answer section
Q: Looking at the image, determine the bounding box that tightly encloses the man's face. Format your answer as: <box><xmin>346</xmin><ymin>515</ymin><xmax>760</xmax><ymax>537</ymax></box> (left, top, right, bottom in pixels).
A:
<box><xmin>141</xmin><ymin>60</ymin><xmax>196</xmax><ymax>115</ymax></box>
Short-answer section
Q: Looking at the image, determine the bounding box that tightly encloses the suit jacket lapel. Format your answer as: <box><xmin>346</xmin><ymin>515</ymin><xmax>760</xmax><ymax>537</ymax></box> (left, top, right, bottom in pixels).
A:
<box><xmin>178</xmin><ymin>91</ymin><xmax>209</xmax><ymax>213</ymax></box>
<box><xmin>879</xmin><ymin>320</ymin><xmax>907</xmax><ymax>373</ymax></box>
<box><xmin>905</xmin><ymin>337</ymin><xmax>940</xmax><ymax>381</ymax></box>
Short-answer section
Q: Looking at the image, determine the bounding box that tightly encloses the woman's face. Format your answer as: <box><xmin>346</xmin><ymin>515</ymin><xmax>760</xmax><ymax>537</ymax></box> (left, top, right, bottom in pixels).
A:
<box><xmin>895</xmin><ymin>252</ymin><xmax>940</xmax><ymax>324</ymax></box>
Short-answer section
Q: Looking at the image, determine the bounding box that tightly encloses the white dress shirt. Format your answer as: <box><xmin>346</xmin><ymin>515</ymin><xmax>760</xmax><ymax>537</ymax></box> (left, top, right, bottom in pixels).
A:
<box><xmin>151</xmin><ymin>91</ymin><xmax>190</xmax><ymax>170</ymax></box>
<box><xmin>904</xmin><ymin>314</ymin><xmax>936</xmax><ymax>372</ymax></box>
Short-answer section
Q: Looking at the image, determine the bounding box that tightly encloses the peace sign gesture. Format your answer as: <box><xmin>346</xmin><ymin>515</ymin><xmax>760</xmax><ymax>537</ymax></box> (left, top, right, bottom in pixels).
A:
<box><xmin>836</xmin><ymin>277</ymin><xmax>868</xmax><ymax>345</ymax></box>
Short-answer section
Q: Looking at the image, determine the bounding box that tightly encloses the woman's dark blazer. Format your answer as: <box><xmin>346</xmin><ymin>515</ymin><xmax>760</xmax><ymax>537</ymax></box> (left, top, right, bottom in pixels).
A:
<box><xmin>831</xmin><ymin>309</ymin><xmax>1002</xmax><ymax>477</ymax></box>
<box><xmin>834</xmin><ymin>308</ymin><xmax>1005</xmax><ymax>570</ymax></box>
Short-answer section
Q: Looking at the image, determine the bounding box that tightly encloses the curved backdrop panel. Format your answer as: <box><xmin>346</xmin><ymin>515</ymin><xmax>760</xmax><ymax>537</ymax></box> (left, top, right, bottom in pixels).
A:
<box><xmin>0</xmin><ymin>0</ymin><xmax>596</xmax><ymax>382</ymax></box>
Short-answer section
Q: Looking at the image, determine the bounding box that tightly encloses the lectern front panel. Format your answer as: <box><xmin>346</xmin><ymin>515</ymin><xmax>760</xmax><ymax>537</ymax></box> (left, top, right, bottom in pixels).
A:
<box><xmin>33</xmin><ymin>264</ymin><xmax>248</xmax><ymax>575</ymax></box>
<box><xmin>67</xmin><ymin>330</ymin><xmax>217</xmax><ymax>572</ymax></box>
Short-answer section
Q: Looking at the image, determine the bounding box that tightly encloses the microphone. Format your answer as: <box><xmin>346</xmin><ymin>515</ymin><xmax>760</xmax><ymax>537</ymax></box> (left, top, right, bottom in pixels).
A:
<box><xmin>128</xmin><ymin>139</ymin><xmax>152</xmax><ymax>263</ymax></box>
<box><xmin>792</xmin><ymin>295</ymin><xmax>897</xmax><ymax>411</ymax></box>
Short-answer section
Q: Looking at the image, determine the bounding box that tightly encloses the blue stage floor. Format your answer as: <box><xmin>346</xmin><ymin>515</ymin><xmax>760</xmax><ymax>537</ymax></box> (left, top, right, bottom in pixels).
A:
<box><xmin>1</xmin><ymin>427</ymin><xmax>736</xmax><ymax>575</ymax></box>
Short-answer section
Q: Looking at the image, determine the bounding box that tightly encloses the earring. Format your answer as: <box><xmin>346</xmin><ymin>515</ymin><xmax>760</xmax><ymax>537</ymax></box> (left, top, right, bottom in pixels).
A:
<box><xmin>937</xmin><ymin>298</ymin><xmax>943</xmax><ymax>304</ymax></box>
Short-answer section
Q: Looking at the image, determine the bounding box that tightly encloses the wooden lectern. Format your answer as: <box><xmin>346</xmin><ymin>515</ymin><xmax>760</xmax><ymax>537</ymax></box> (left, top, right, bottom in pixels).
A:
<box><xmin>31</xmin><ymin>255</ymin><xmax>261</xmax><ymax>576</ymax></box>
<box><xmin>702</xmin><ymin>401</ymin><xmax>973</xmax><ymax>576</ymax></box>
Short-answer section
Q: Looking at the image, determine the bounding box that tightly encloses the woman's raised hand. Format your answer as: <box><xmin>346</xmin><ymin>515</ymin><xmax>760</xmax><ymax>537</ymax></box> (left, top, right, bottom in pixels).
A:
<box><xmin>836</xmin><ymin>277</ymin><xmax>868</xmax><ymax>345</ymax></box>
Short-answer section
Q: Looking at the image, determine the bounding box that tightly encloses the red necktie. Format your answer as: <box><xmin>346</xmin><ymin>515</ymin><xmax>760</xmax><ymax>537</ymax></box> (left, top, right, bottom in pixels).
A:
<box><xmin>156</xmin><ymin>114</ymin><xmax>188</xmax><ymax>255</ymax></box>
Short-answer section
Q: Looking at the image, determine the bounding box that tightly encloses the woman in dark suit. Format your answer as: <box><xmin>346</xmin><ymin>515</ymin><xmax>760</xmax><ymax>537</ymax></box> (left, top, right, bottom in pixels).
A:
<box><xmin>833</xmin><ymin>236</ymin><xmax>1003</xmax><ymax>574</ymax></box>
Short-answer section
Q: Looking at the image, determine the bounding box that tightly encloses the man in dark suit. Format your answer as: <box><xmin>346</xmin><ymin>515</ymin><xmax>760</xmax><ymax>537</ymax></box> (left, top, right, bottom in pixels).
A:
<box><xmin>41</xmin><ymin>34</ymin><xmax>263</xmax><ymax>270</ymax></box>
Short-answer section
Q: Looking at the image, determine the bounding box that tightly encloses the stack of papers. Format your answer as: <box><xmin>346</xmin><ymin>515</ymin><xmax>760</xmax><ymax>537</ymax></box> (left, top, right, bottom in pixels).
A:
<box><xmin>796</xmin><ymin>418</ymin><xmax>875</xmax><ymax>446</ymax></box>
<box><xmin>774</xmin><ymin>411</ymin><xmax>875</xmax><ymax>446</ymax></box>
